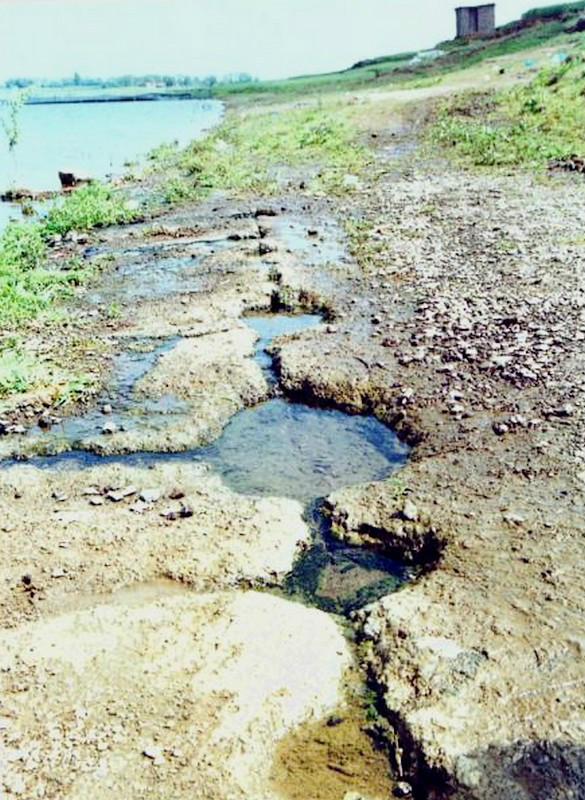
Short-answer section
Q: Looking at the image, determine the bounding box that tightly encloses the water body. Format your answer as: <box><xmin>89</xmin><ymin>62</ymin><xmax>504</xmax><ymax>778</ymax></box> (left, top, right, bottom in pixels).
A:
<box><xmin>0</xmin><ymin>99</ymin><xmax>223</xmax><ymax>191</ymax></box>
<box><xmin>0</xmin><ymin>98</ymin><xmax>223</xmax><ymax>231</ymax></box>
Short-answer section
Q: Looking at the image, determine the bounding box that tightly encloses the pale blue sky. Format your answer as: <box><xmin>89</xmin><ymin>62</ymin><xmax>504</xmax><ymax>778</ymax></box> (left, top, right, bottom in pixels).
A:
<box><xmin>0</xmin><ymin>0</ymin><xmax>562</xmax><ymax>81</ymax></box>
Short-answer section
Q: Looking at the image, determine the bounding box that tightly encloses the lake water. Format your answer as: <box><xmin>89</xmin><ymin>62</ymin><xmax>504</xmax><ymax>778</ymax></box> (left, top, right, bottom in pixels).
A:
<box><xmin>0</xmin><ymin>98</ymin><xmax>223</xmax><ymax>191</ymax></box>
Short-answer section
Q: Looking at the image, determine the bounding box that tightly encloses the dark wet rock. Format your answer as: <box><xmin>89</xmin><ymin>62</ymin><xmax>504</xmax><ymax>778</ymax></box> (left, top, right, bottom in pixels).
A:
<box><xmin>259</xmin><ymin>240</ymin><xmax>278</xmax><ymax>256</ymax></box>
<box><xmin>51</xmin><ymin>491</ymin><xmax>68</xmax><ymax>502</ymax></box>
<box><xmin>58</xmin><ymin>170</ymin><xmax>91</xmax><ymax>189</ymax></box>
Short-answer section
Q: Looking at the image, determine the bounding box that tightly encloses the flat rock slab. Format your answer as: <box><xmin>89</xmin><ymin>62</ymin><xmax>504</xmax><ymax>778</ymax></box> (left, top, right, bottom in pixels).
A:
<box><xmin>0</xmin><ymin>590</ymin><xmax>351</xmax><ymax>799</ymax></box>
<box><xmin>0</xmin><ymin>462</ymin><xmax>309</xmax><ymax>625</ymax></box>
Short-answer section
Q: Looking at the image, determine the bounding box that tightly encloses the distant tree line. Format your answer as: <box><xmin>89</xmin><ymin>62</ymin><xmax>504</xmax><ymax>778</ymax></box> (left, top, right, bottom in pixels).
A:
<box><xmin>4</xmin><ymin>72</ymin><xmax>256</xmax><ymax>90</ymax></box>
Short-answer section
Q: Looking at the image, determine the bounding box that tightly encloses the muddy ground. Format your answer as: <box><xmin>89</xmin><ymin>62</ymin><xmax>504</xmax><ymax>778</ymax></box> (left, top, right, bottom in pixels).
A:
<box><xmin>2</xmin><ymin>79</ymin><xmax>585</xmax><ymax>800</ymax></box>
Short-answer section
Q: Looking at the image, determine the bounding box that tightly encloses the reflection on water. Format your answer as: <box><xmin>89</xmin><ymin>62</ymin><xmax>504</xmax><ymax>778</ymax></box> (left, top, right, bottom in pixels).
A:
<box><xmin>201</xmin><ymin>398</ymin><xmax>407</xmax><ymax>504</ymax></box>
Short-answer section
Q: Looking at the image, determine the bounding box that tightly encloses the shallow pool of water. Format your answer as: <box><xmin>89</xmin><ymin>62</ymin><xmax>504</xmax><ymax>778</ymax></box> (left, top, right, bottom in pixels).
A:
<box><xmin>5</xmin><ymin>310</ymin><xmax>411</xmax><ymax>613</ymax></box>
<box><xmin>201</xmin><ymin>397</ymin><xmax>407</xmax><ymax>504</ymax></box>
<box><xmin>246</xmin><ymin>313</ymin><xmax>322</xmax><ymax>375</ymax></box>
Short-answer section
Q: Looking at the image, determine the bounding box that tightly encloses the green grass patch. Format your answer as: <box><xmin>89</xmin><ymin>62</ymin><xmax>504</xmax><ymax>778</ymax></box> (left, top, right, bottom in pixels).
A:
<box><xmin>150</xmin><ymin>102</ymin><xmax>370</xmax><ymax>200</ymax></box>
<box><xmin>522</xmin><ymin>2</ymin><xmax>585</xmax><ymax>20</ymax></box>
<box><xmin>0</xmin><ymin>348</ymin><xmax>39</xmax><ymax>395</ymax></box>
<box><xmin>212</xmin><ymin>57</ymin><xmax>414</xmax><ymax>101</ymax></box>
<box><xmin>42</xmin><ymin>182</ymin><xmax>139</xmax><ymax>236</ymax></box>
<box><xmin>431</xmin><ymin>54</ymin><xmax>585</xmax><ymax>166</ymax></box>
<box><xmin>0</xmin><ymin>341</ymin><xmax>94</xmax><ymax>406</ymax></box>
<box><xmin>0</xmin><ymin>182</ymin><xmax>137</xmax><ymax>328</ymax></box>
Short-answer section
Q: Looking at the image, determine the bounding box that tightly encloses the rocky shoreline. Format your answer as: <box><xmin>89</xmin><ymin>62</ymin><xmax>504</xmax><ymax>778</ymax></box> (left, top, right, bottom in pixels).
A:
<box><xmin>2</xmin><ymin>84</ymin><xmax>585</xmax><ymax>800</ymax></box>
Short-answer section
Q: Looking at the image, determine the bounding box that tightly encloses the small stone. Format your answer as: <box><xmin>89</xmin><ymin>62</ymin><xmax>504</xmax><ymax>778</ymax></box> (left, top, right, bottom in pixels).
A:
<box><xmin>139</xmin><ymin>488</ymin><xmax>161</xmax><ymax>504</ymax></box>
<box><xmin>51</xmin><ymin>568</ymin><xmax>67</xmax><ymax>579</ymax></box>
<box><xmin>52</xmin><ymin>491</ymin><xmax>68</xmax><ymax>502</ymax></box>
<box><xmin>394</xmin><ymin>781</ymin><xmax>413</xmax><ymax>797</ymax></box>
<box><xmin>493</xmin><ymin>422</ymin><xmax>509</xmax><ymax>436</ymax></box>
<box><xmin>106</xmin><ymin>486</ymin><xmax>137</xmax><ymax>502</ymax></box>
<box><xmin>259</xmin><ymin>241</ymin><xmax>277</xmax><ymax>256</ymax></box>
<box><xmin>550</xmin><ymin>404</ymin><xmax>575</xmax><ymax>418</ymax></box>
<box><xmin>503</xmin><ymin>512</ymin><xmax>526</xmax><ymax>526</ymax></box>
<box><xmin>102</xmin><ymin>420</ymin><xmax>117</xmax><ymax>435</ymax></box>
<box><xmin>180</xmin><ymin>505</ymin><xmax>194</xmax><ymax>518</ymax></box>
<box><xmin>101</xmin><ymin>404</ymin><xmax>113</xmax><ymax>415</ymax></box>
<box><xmin>402</xmin><ymin>500</ymin><xmax>418</xmax><ymax>522</ymax></box>
<box><xmin>143</xmin><ymin>745</ymin><xmax>164</xmax><ymax>764</ymax></box>
<box><xmin>10</xmin><ymin>424</ymin><xmax>26</xmax><ymax>435</ymax></box>
<box><xmin>168</xmin><ymin>487</ymin><xmax>185</xmax><ymax>500</ymax></box>
<box><xmin>38</xmin><ymin>415</ymin><xmax>53</xmax><ymax>430</ymax></box>
<box><xmin>89</xmin><ymin>497</ymin><xmax>104</xmax><ymax>506</ymax></box>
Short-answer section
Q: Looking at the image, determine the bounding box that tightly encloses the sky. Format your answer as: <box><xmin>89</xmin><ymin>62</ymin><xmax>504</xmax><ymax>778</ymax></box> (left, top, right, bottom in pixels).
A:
<box><xmin>0</xmin><ymin>0</ymin><xmax>562</xmax><ymax>82</ymax></box>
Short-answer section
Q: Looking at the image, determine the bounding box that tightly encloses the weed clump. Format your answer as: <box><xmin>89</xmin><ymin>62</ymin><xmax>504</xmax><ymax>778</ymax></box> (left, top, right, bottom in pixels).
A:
<box><xmin>43</xmin><ymin>182</ymin><xmax>138</xmax><ymax>236</ymax></box>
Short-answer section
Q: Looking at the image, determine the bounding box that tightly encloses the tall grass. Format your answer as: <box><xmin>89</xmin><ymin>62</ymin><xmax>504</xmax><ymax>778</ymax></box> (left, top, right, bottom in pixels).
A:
<box><xmin>0</xmin><ymin>183</ymin><xmax>135</xmax><ymax>327</ymax></box>
<box><xmin>43</xmin><ymin>182</ymin><xmax>138</xmax><ymax>236</ymax></box>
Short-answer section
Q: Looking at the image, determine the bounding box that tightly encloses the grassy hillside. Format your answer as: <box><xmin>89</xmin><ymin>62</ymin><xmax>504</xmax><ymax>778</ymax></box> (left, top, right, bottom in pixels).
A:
<box><xmin>432</xmin><ymin>49</ymin><xmax>585</xmax><ymax>166</ymax></box>
<box><xmin>214</xmin><ymin>4</ymin><xmax>585</xmax><ymax>101</ymax></box>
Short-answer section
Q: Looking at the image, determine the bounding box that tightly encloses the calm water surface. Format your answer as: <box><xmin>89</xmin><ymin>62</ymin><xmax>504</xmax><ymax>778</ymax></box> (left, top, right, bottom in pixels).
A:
<box><xmin>0</xmin><ymin>99</ymin><xmax>223</xmax><ymax>191</ymax></box>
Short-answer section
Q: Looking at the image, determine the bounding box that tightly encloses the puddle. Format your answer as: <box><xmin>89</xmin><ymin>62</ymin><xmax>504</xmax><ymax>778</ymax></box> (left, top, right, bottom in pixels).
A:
<box><xmin>19</xmin><ymin>337</ymin><xmax>188</xmax><ymax>454</ymax></box>
<box><xmin>198</xmin><ymin>392</ymin><xmax>409</xmax><ymax>613</ymax></box>
<box><xmin>86</xmin><ymin>237</ymin><xmax>234</xmax><ymax>304</ymax></box>
<box><xmin>5</xmin><ymin>310</ymin><xmax>411</xmax><ymax>614</ymax></box>
<box><xmin>200</xmin><ymin>397</ymin><xmax>406</xmax><ymax>504</ymax></box>
<box><xmin>246</xmin><ymin>312</ymin><xmax>322</xmax><ymax>375</ymax></box>
<box><xmin>272</xmin><ymin>218</ymin><xmax>348</xmax><ymax>267</ymax></box>
<box><xmin>270</xmin><ymin>699</ymin><xmax>395</xmax><ymax>800</ymax></box>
